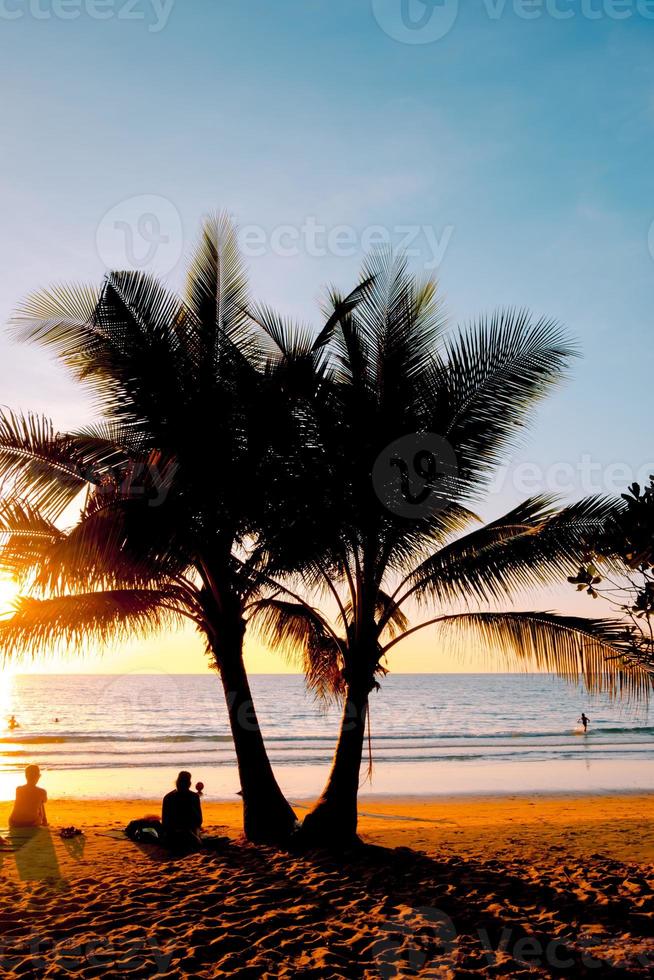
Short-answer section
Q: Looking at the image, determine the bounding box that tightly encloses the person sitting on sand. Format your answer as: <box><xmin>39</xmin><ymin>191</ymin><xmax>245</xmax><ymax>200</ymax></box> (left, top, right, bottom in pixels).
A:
<box><xmin>162</xmin><ymin>771</ymin><xmax>203</xmax><ymax>851</ymax></box>
<box><xmin>9</xmin><ymin>765</ymin><xmax>48</xmax><ymax>828</ymax></box>
<box><xmin>579</xmin><ymin>712</ymin><xmax>590</xmax><ymax>733</ymax></box>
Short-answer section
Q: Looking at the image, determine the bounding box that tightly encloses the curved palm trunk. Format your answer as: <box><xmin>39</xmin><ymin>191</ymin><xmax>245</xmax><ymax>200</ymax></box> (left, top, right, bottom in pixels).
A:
<box><xmin>301</xmin><ymin>677</ymin><xmax>370</xmax><ymax>846</ymax></box>
<box><xmin>214</xmin><ymin>635</ymin><xmax>297</xmax><ymax>843</ymax></box>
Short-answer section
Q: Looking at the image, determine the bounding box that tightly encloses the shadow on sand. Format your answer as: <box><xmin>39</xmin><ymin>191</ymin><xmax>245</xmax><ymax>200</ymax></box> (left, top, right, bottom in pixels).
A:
<box><xmin>5</xmin><ymin>828</ymin><xmax>68</xmax><ymax>884</ymax></box>
<box><xmin>180</xmin><ymin>839</ymin><xmax>651</xmax><ymax>977</ymax></box>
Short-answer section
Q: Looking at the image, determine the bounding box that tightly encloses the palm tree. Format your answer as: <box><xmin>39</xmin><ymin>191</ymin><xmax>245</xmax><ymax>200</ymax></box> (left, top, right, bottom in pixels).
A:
<box><xmin>0</xmin><ymin>214</ymin><xmax>360</xmax><ymax>843</ymax></box>
<box><xmin>252</xmin><ymin>253</ymin><xmax>650</xmax><ymax>845</ymax></box>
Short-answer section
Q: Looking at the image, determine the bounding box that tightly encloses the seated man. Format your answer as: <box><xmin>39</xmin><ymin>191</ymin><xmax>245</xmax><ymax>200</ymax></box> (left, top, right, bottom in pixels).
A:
<box><xmin>9</xmin><ymin>765</ymin><xmax>48</xmax><ymax>828</ymax></box>
<box><xmin>161</xmin><ymin>771</ymin><xmax>203</xmax><ymax>851</ymax></box>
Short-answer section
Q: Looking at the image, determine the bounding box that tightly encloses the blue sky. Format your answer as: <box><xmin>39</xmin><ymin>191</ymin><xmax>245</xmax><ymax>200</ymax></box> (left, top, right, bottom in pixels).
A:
<box><xmin>0</xmin><ymin>0</ymin><xmax>652</xmax><ymax>670</ymax></box>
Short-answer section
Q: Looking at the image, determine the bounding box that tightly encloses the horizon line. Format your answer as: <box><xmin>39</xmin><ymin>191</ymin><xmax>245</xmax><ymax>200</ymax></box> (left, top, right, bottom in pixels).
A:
<box><xmin>3</xmin><ymin>670</ymin><xmax>572</xmax><ymax>677</ymax></box>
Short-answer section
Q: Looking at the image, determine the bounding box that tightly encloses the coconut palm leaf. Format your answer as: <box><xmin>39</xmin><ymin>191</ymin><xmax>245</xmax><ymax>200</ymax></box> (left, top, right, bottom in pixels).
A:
<box><xmin>421</xmin><ymin>311</ymin><xmax>577</xmax><ymax>492</ymax></box>
<box><xmin>0</xmin><ymin>497</ymin><xmax>63</xmax><ymax>580</ymax></box>
<box><xmin>313</xmin><ymin>276</ymin><xmax>376</xmax><ymax>351</ymax></box>
<box><xmin>352</xmin><ymin>251</ymin><xmax>447</xmax><ymax>385</ymax></box>
<box><xmin>387</xmin><ymin>610</ymin><xmax>651</xmax><ymax>698</ymax></box>
<box><xmin>343</xmin><ymin>590</ymin><xmax>409</xmax><ymax>640</ymax></box>
<box><xmin>402</xmin><ymin>496</ymin><xmax>621</xmax><ymax>607</ymax></box>
<box><xmin>10</xmin><ymin>281</ymin><xmax>101</xmax><ymax>349</ymax></box>
<box><xmin>25</xmin><ymin>508</ymin><xmax>170</xmax><ymax>596</ymax></box>
<box><xmin>0</xmin><ymin>410</ymin><xmax>126</xmax><ymax>517</ymax></box>
<box><xmin>185</xmin><ymin>211</ymin><xmax>253</xmax><ymax>356</ymax></box>
<box><xmin>248</xmin><ymin>597</ymin><xmax>345</xmax><ymax>700</ymax></box>
<box><xmin>0</xmin><ymin>588</ymin><xmax>191</xmax><ymax>661</ymax></box>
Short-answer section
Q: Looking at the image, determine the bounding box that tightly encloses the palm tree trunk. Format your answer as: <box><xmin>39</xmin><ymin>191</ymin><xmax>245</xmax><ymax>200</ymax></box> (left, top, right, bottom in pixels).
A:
<box><xmin>301</xmin><ymin>677</ymin><xmax>370</xmax><ymax>846</ymax></box>
<box><xmin>216</xmin><ymin>641</ymin><xmax>297</xmax><ymax>843</ymax></box>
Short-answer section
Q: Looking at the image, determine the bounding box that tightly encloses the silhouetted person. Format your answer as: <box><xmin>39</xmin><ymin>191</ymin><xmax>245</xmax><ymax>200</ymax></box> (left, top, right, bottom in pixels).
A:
<box><xmin>579</xmin><ymin>712</ymin><xmax>590</xmax><ymax>733</ymax></box>
<box><xmin>8</xmin><ymin>715</ymin><xmax>19</xmax><ymax>731</ymax></box>
<box><xmin>162</xmin><ymin>771</ymin><xmax>203</xmax><ymax>852</ymax></box>
<box><xmin>9</xmin><ymin>765</ymin><xmax>48</xmax><ymax>828</ymax></box>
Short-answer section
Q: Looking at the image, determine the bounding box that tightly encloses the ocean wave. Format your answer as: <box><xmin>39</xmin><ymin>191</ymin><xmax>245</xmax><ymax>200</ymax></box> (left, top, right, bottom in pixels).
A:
<box><xmin>1</xmin><ymin>725</ymin><xmax>653</xmax><ymax>746</ymax></box>
<box><xmin>1</xmin><ymin>746</ymin><xmax>651</xmax><ymax>773</ymax></box>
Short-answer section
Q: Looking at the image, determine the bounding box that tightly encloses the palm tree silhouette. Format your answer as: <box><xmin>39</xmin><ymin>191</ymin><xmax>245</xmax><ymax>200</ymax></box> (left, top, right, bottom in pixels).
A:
<box><xmin>252</xmin><ymin>252</ymin><xmax>648</xmax><ymax>845</ymax></box>
<box><xmin>0</xmin><ymin>214</ymin><xmax>360</xmax><ymax>842</ymax></box>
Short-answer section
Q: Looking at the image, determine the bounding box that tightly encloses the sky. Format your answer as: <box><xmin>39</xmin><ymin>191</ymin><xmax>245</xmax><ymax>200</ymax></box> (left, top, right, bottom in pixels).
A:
<box><xmin>0</xmin><ymin>0</ymin><xmax>652</xmax><ymax>673</ymax></box>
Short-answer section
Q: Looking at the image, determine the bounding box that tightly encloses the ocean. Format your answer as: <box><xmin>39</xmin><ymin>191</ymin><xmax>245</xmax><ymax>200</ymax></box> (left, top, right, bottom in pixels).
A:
<box><xmin>0</xmin><ymin>673</ymin><xmax>651</xmax><ymax>802</ymax></box>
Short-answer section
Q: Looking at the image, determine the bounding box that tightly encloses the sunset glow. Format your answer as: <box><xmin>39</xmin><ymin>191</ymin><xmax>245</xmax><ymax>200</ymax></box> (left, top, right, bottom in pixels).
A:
<box><xmin>0</xmin><ymin>575</ymin><xmax>20</xmax><ymax>619</ymax></box>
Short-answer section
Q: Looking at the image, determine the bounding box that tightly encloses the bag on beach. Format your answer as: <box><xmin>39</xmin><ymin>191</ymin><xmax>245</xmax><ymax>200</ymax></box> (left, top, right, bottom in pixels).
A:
<box><xmin>125</xmin><ymin>818</ymin><xmax>163</xmax><ymax>843</ymax></box>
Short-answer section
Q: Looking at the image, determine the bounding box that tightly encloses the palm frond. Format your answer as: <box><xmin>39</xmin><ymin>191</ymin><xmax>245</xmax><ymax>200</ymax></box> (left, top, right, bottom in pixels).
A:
<box><xmin>425</xmin><ymin>610</ymin><xmax>651</xmax><ymax>698</ymax></box>
<box><xmin>248</xmin><ymin>598</ymin><xmax>345</xmax><ymax>701</ymax></box>
<box><xmin>27</xmin><ymin>504</ymin><xmax>176</xmax><ymax>596</ymax></box>
<box><xmin>0</xmin><ymin>410</ymin><xmax>123</xmax><ymax>517</ymax></box>
<box><xmin>329</xmin><ymin>251</ymin><xmax>446</xmax><ymax>397</ymax></box>
<box><xmin>0</xmin><ymin>496</ymin><xmax>63</xmax><ymax>581</ymax></box>
<box><xmin>184</xmin><ymin>211</ymin><xmax>251</xmax><ymax>347</ymax></box>
<box><xmin>314</xmin><ymin>276</ymin><xmax>376</xmax><ymax>351</ymax></box>
<box><xmin>424</xmin><ymin>310</ymin><xmax>577</xmax><ymax>492</ymax></box>
<box><xmin>10</xmin><ymin>281</ymin><xmax>101</xmax><ymax>348</ymax></box>
<box><xmin>0</xmin><ymin>588</ymin><xmax>189</xmax><ymax>662</ymax></box>
<box><xmin>406</xmin><ymin>496</ymin><xmax>618</xmax><ymax>606</ymax></box>
<box><xmin>246</xmin><ymin>304</ymin><xmax>318</xmax><ymax>361</ymax></box>
<box><xmin>344</xmin><ymin>590</ymin><xmax>408</xmax><ymax>639</ymax></box>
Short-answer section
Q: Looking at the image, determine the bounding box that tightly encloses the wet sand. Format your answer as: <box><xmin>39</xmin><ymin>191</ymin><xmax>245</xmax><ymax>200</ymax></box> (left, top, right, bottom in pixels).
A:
<box><xmin>1</xmin><ymin>793</ymin><xmax>653</xmax><ymax>977</ymax></box>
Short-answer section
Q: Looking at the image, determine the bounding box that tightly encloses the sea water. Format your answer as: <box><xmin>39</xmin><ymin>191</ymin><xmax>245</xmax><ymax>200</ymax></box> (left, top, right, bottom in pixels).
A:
<box><xmin>0</xmin><ymin>673</ymin><xmax>651</xmax><ymax>802</ymax></box>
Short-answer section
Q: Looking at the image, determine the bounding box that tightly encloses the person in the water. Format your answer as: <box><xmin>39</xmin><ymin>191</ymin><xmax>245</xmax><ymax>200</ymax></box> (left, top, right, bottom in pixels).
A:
<box><xmin>579</xmin><ymin>712</ymin><xmax>590</xmax><ymax>733</ymax></box>
<box><xmin>8</xmin><ymin>715</ymin><xmax>19</xmax><ymax>731</ymax></box>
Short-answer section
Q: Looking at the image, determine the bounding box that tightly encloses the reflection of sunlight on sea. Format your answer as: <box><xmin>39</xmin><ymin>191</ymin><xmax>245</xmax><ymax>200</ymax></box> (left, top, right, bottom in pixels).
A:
<box><xmin>0</xmin><ymin>668</ymin><xmax>14</xmax><ymax>727</ymax></box>
<box><xmin>0</xmin><ymin>669</ymin><xmax>19</xmax><ymax>805</ymax></box>
<box><xmin>0</xmin><ymin>767</ymin><xmax>20</xmax><ymax>804</ymax></box>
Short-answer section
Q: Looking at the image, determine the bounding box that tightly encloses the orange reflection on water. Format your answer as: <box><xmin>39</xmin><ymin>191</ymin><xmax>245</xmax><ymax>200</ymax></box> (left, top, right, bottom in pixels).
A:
<box><xmin>0</xmin><ymin>668</ymin><xmax>15</xmax><ymax>730</ymax></box>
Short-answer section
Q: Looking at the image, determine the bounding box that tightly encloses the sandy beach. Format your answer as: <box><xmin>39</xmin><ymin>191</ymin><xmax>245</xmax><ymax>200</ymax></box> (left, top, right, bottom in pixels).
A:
<box><xmin>1</xmin><ymin>793</ymin><xmax>653</xmax><ymax>977</ymax></box>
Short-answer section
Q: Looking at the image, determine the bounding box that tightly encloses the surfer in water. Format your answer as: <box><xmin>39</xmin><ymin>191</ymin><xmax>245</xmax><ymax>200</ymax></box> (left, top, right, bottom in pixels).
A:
<box><xmin>8</xmin><ymin>715</ymin><xmax>19</xmax><ymax>731</ymax></box>
<box><xmin>579</xmin><ymin>712</ymin><xmax>590</xmax><ymax>733</ymax></box>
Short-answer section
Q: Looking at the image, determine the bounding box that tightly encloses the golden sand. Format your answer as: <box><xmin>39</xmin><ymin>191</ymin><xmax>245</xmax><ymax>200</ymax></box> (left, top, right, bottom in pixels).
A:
<box><xmin>1</xmin><ymin>794</ymin><xmax>653</xmax><ymax>977</ymax></box>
